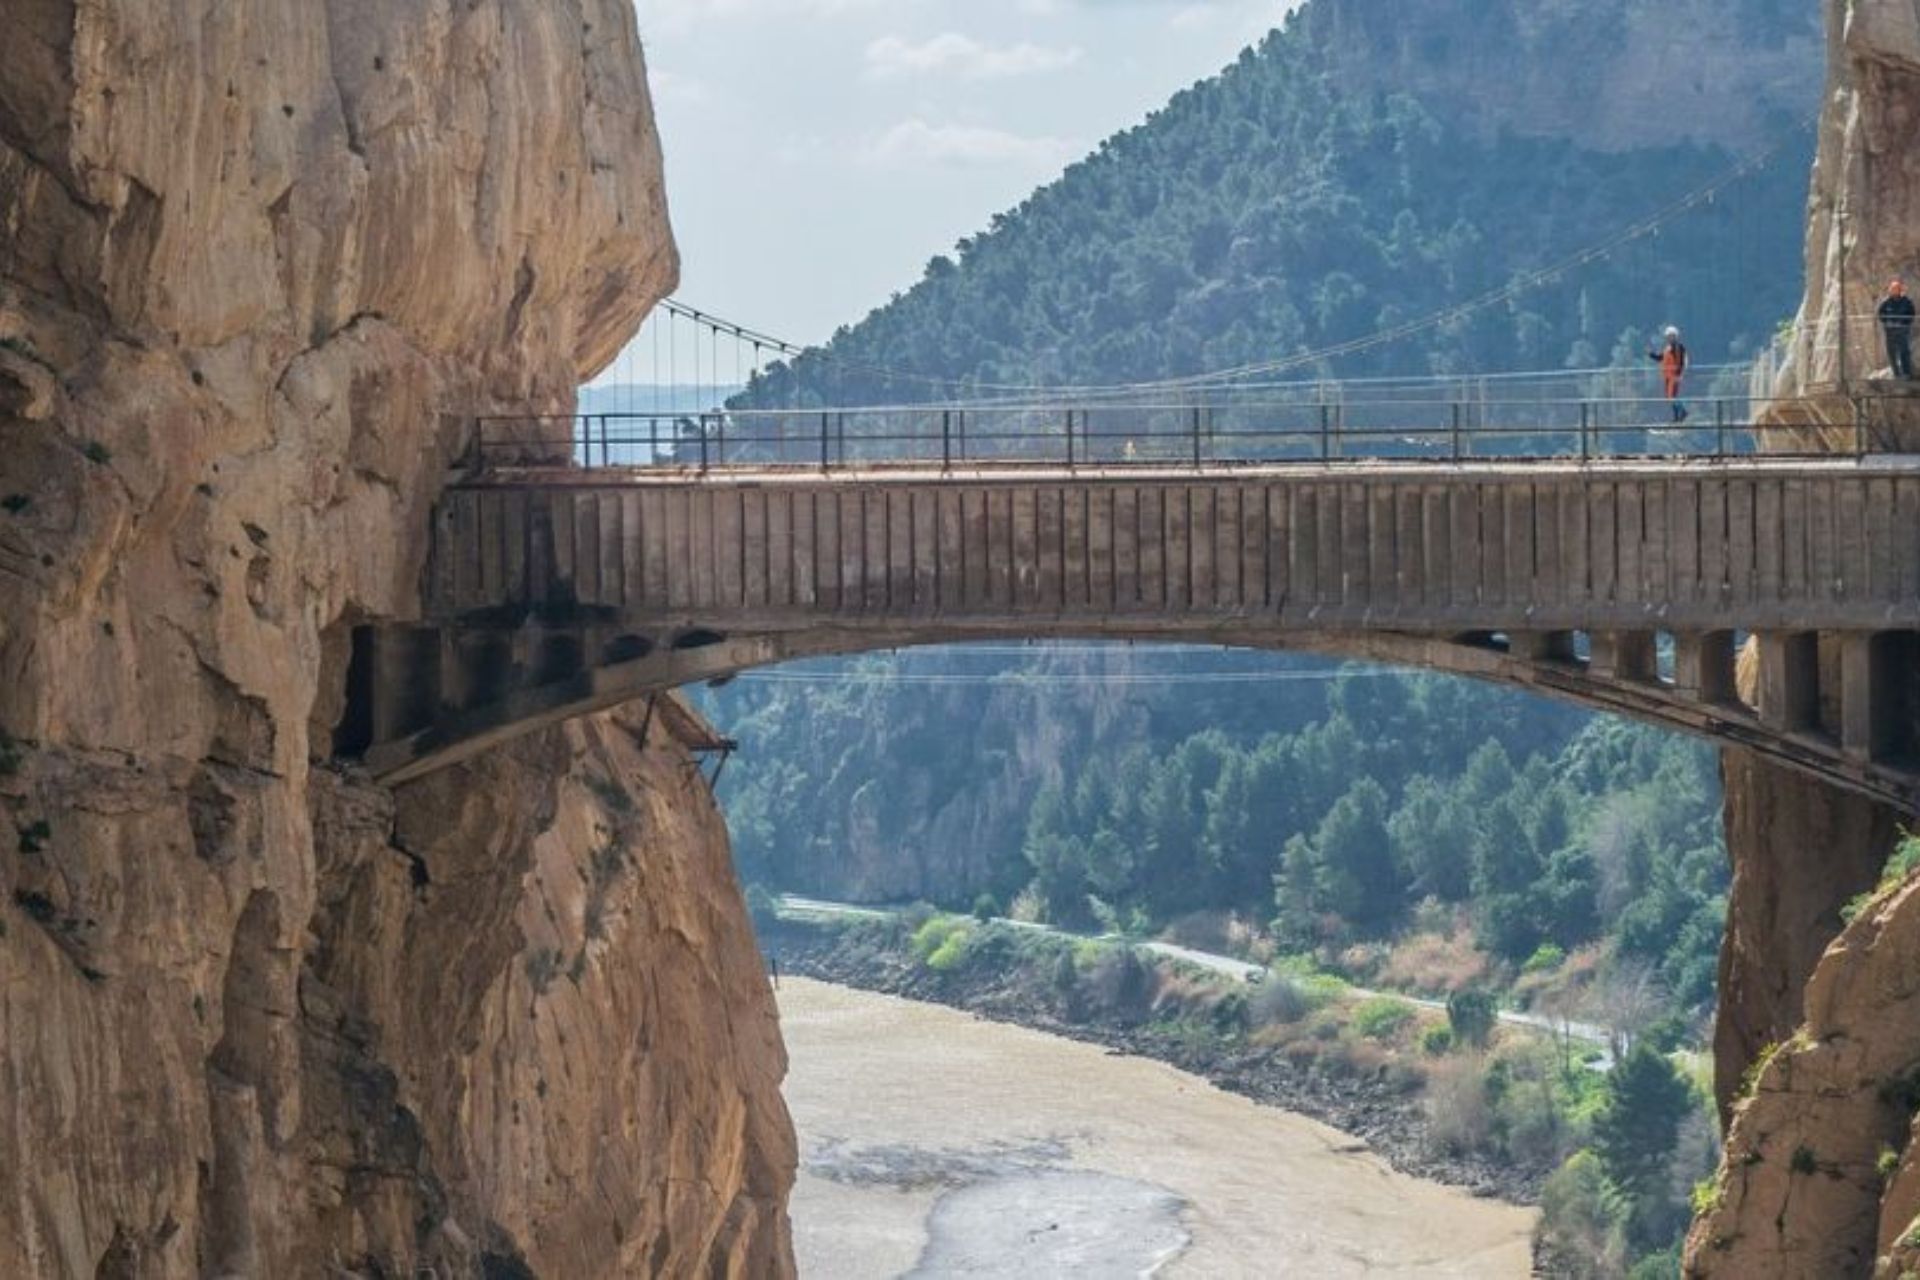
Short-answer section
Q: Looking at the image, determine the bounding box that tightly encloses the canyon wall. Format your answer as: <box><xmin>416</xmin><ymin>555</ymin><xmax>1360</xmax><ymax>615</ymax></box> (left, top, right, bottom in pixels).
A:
<box><xmin>1689</xmin><ymin>2</ymin><xmax>1920</xmax><ymax>1274</ymax></box>
<box><xmin>0</xmin><ymin>1</ymin><xmax>793</xmax><ymax>1275</ymax></box>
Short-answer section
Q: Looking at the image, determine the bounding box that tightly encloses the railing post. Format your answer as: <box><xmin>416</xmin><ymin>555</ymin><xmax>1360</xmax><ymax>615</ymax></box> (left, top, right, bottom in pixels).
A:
<box><xmin>600</xmin><ymin>415</ymin><xmax>611</xmax><ymax>468</ymax></box>
<box><xmin>942</xmin><ymin>409</ymin><xmax>952</xmax><ymax>471</ymax></box>
<box><xmin>819</xmin><ymin>411</ymin><xmax>830</xmax><ymax>472</ymax></box>
<box><xmin>1579</xmin><ymin>402</ymin><xmax>1591</xmax><ymax>461</ymax></box>
<box><xmin>649</xmin><ymin>415</ymin><xmax>659</xmax><ymax>464</ymax></box>
<box><xmin>716</xmin><ymin>413</ymin><xmax>726</xmax><ymax>466</ymax></box>
<box><xmin>698</xmin><ymin>415</ymin><xmax>709</xmax><ymax>473</ymax></box>
<box><xmin>1450</xmin><ymin>403</ymin><xmax>1462</xmax><ymax>461</ymax></box>
<box><xmin>838</xmin><ymin>412</ymin><xmax>847</xmax><ymax>466</ymax></box>
<box><xmin>1191</xmin><ymin>405</ymin><xmax>1203</xmax><ymax>469</ymax></box>
<box><xmin>1320</xmin><ymin>403</ymin><xmax>1330</xmax><ymax>461</ymax></box>
<box><xmin>1715</xmin><ymin>399</ymin><xmax>1727</xmax><ymax>457</ymax></box>
<box><xmin>1065</xmin><ymin>408</ymin><xmax>1076</xmax><ymax>468</ymax></box>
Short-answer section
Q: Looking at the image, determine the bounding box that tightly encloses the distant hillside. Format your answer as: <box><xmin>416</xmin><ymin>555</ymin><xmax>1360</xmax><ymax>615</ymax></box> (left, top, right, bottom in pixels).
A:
<box><xmin>738</xmin><ymin>0</ymin><xmax>1819</xmax><ymax>407</ymax></box>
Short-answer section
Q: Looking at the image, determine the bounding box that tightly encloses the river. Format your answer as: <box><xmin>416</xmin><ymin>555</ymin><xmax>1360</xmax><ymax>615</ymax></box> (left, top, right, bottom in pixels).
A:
<box><xmin>779</xmin><ymin>977</ymin><xmax>1535</xmax><ymax>1278</ymax></box>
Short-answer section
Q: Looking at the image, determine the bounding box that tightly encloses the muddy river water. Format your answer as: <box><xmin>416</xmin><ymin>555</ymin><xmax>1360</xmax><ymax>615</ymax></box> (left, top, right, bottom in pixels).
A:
<box><xmin>779</xmin><ymin>978</ymin><xmax>1534</xmax><ymax>1278</ymax></box>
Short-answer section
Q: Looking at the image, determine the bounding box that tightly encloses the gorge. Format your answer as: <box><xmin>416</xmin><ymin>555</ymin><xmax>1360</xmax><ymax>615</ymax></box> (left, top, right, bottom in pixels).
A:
<box><xmin>2</xmin><ymin>0</ymin><xmax>1920</xmax><ymax>1277</ymax></box>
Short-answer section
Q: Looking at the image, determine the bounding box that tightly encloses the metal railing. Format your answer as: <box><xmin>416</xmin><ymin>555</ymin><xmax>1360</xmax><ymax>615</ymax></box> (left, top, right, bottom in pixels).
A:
<box><xmin>467</xmin><ymin>389</ymin><xmax>1906</xmax><ymax>475</ymax></box>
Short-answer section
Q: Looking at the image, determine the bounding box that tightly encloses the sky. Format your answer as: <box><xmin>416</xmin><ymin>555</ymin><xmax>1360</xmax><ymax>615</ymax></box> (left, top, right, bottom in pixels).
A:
<box><xmin>612</xmin><ymin>0</ymin><xmax>1299</xmax><ymax>382</ymax></box>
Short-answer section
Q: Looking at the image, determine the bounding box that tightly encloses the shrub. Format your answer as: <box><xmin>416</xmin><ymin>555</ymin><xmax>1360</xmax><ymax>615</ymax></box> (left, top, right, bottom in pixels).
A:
<box><xmin>1625</xmin><ymin>1245</ymin><xmax>1682</xmax><ymax>1280</ymax></box>
<box><xmin>81</xmin><ymin>441</ymin><xmax>111</xmax><ymax>465</ymax></box>
<box><xmin>1162</xmin><ymin>909</ymin><xmax>1236</xmax><ymax>955</ymax></box>
<box><xmin>1880</xmin><ymin>1145</ymin><xmax>1902</xmax><ymax>1184</ymax></box>
<box><xmin>1448</xmin><ymin>989</ymin><xmax>1499</xmax><ymax>1048</ymax></box>
<box><xmin>1738</xmin><ymin>1040</ymin><xmax>1783</xmax><ymax>1102</ymax></box>
<box><xmin>910</xmin><ymin>915</ymin><xmax>969</xmax><ymax>965</ymax></box>
<box><xmin>1523</xmin><ymin>943</ymin><xmax>1567</xmax><ymax>974</ymax></box>
<box><xmin>0</xmin><ymin>494</ymin><xmax>27</xmax><ymax>515</ymax></box>
<box><xmin>925</xmin><ymin>925</ymin><xmax>975</xmax><ymax>972</ymax></box>
<box><xmin>1791</xmin><ymin>1145</ymin><xmax>1817</xmax><ymax>1176</ymax></box>
<box><xmin>1249</xmin><ymin>976</ymin><xmax>1314</xmax><ymax>1026</ymax></box>
<box><xmin>1536</xmin><ymin>1151</ymin><xmax>1627</xmax><ymax>1278</ymax></box>
<box><xmin>1421</xmin><ymin>1024</ymin><xmax>1456</xmax><ymax>1057</ymax></box>
<box><xmin>1049</xmin><ymin>947</ymin><xmax>1079</xmax><ymax>996</ymax></box>
<box><xmin>1842</xmin><ymin>835</ymin><xmax>1920</xmax><ymax>923</ymax></box>
<box><xmin>971</xmin><ymin>893</ymin><xmax>1001</xmax><ymax>922</ymax></box>
<box><xmin>1425</xmin><ymin>1056</ymin><xmax>1494</xmax><ymax>1156</ymax></box>
<box><xmin>1353</xmin><ymin>995</ymin><xmax>1416</xmax><ymax>1041</ymax></box>
<box><xmin>1211</xmin><ymin>990</ymin><xmax>1250</xmax><ymax>1035</ymax></box>
<box><xmin>1379</xmin><ymin>928</ymin><xmax>1489</xmax><ymax>995</ymax></box>
<box><xmin>1007</xmin><ymin>886</ymin><xmax>1047</xmax><ymax>923</ymax></box>
<box><xmin>1690</xmin><ymin>1173</ymin><xmax>1722</xmax><ymax>1216</ymax></box>
<box><xmin>1072</xmin><ymin>938</ymin><xmax>1113</xmax><ymax>971</ymax></box>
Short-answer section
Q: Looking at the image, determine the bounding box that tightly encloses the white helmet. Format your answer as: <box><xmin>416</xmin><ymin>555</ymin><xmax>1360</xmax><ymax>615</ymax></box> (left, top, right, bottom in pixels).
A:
<box><xmin>1664</xmin><ymin>326</ymin><xmax>1681</xmax><ymax>340</ymax></box>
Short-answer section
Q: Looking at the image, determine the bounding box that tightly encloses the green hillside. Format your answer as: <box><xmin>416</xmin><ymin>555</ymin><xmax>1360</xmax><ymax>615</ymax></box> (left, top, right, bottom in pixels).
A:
<box><xmin>704</xmin><ymin>8</ymin><xmax>1822</xmax><ymax>1264</ymax></box>
<box><xmin>739</xmin><ymin>5</ymin><xmax>1815</xmax><ymax>407</ymax></box>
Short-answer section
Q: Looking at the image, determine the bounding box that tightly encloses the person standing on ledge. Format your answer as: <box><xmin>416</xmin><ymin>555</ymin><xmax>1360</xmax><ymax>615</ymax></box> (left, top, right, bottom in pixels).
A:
<box><xmin>1880</xmin><ymin>278</ymin><xmax>1915</xmax><ymax>380</ymax></box>
<box><xmin>1648</xmin><ymin>326</ymin><xmax>1689</xmax><ymax>422</ymax></box>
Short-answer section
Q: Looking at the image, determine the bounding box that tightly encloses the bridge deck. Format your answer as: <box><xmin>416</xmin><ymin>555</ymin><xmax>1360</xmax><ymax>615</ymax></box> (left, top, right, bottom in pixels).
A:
<box><xmin>430</xmin><ymin>457</ymin><xmax>1920</xmax><ymax>634</ymax></box>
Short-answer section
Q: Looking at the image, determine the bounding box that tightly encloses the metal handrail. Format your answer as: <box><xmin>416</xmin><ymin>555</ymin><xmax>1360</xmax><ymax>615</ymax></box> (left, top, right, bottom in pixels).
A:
<box><xmin>464</xmin><ymin>391</ymin><xmax>1902</xmax><ymax>475</ymax></box>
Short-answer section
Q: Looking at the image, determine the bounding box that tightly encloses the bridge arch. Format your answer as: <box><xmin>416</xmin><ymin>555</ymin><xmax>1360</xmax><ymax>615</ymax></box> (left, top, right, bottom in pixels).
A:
<box><xmin>349</xmin><ymin>457</ymin><xmax>1920</xmax><ymax>810</ymax></box>
<box><xmin>351</xmin><ymin>619</ymin><xmax>1918</xmax><ymax>811</ymax></box>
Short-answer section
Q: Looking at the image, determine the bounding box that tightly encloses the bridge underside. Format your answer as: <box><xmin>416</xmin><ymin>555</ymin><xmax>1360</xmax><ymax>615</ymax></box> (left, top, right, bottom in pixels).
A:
<box><xmin>345</xmin><ymin>618</ymin><xmax>1920</xmax><ymax>811</ymax></box>
<box><xmin>349</xmin><ymin>461</ymin><xmax>1920</xmax><ymax>806</ymax></box>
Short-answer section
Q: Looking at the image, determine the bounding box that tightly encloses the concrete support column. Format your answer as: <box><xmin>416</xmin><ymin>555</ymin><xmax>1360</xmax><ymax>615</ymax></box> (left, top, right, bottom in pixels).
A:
<box><xmin>1510</xmin><ymin>630</ymin><xmax>1578</xmax><ymax>662</ymax></box>
<box><xmin>1591</xmin><ymin>630</ymin><xmax>1658</xmax><ymax>682</ymax></box>
<box><xmin>1840</xmin><ymin>632</ymin><xmax>1910</xmax><ymax>762</ymax></box>
<box><xmin>1757</xmin><ymin>632</ymin><xmax>1821</xmax><ymax>734</ymax></box>
<box><xmin>1674</xmin><ymin>631</ymin><xmax>1738</xmax><ymax>705</ymax></box>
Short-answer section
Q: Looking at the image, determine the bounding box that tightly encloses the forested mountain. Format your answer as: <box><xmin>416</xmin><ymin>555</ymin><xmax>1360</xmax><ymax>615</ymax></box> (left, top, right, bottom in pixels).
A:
<box><xmin>735</xmin><ymin>0</ymin><xmax>1818</xmax><ymax>407</ymax></box>
<box><xmin>699</xmin><ymin>6</ymin><xmax>1825</xmax><ymax>1270</ymax></box>
<box><xmin>708</xmin><ymin>0</ymin><xmax>1817</xmax><ymax>921</ymax></box>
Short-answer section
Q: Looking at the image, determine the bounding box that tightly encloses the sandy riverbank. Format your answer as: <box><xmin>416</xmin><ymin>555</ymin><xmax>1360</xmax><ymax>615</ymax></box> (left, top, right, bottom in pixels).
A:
<box><xmin>780</xmin><ymin>977</ymin><xmax>1534</xmax><ymax>1277</ymax></box>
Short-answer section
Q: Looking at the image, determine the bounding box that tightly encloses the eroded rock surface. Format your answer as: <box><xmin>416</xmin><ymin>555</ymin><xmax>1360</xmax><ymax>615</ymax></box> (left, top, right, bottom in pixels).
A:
<box><xmin>0</xmin><ymin>2</ymin><xmax>794</xmax><ymax>1275</ymax></box>
<box><xmin>1690</xmin><ymin>3</ymin><xmax>1920</xmax><ymax>1274</ymax></box>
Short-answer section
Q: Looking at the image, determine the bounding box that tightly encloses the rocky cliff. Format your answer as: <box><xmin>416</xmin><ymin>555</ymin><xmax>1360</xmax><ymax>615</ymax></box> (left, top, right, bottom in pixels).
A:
<box><xmin>0</xmin><ymin>2</ymin><xmax>793</xmax><ymax>1275</ymax></box>
<box><xmin>1687</xmin><ymin>2</ymin><xmax>1920</xmax><ymax>1274</ymax></box>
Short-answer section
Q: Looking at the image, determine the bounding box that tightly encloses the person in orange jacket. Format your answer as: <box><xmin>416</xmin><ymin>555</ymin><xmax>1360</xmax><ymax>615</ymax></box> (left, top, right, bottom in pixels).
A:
<box><xmin>1648</xmin><ymin>326</ymin><xmax>1688</xmax><ymax>423</ymax></box>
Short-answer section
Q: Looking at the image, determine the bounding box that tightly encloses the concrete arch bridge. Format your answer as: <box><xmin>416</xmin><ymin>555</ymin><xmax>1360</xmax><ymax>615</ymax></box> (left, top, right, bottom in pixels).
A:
<box><xmin>342</xmin><ymin>399</ymin><xmax>1920</xmax><ymax>811</ymax></box>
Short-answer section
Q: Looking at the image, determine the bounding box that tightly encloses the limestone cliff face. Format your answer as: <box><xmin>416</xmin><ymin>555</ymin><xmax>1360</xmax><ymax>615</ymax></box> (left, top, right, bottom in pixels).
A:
<box><xmin>1689</xmin><ymin>3</ymin><xmax>1920</xmax><ymax>1274</ymax></box>
<box><xmin>0</xmin><ymin>2</ymin><xmax>794</xmax><ymax>1275</ymax></box>
<box><xmin>1709</xmin><ymin>0</ymin><xmax>1919</xmax><ymax>1114</ymax></box>
<box><xmin>1688</xmin><ymin>864</ymin><xmax>1920</xmax><ymax>1278</ymax></box>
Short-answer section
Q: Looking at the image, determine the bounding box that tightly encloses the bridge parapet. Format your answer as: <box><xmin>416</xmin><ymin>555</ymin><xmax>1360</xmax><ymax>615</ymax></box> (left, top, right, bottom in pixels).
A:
<box><xmin>427</xmin><ymin>460</ymin><xmax>1920</xmax><ymax>635</ymax></box>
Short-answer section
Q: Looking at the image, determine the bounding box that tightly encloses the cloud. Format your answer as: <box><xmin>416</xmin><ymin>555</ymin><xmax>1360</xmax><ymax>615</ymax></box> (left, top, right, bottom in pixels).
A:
<box><xmin>865</xmin><ymin>32</ymin><xmax>1083</xmax><ymax>80</ymax></box>
<box><xmin>863</xmin><ymin>118</ymin><xmax>1077</xmax><ymax>169</ymax></box>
